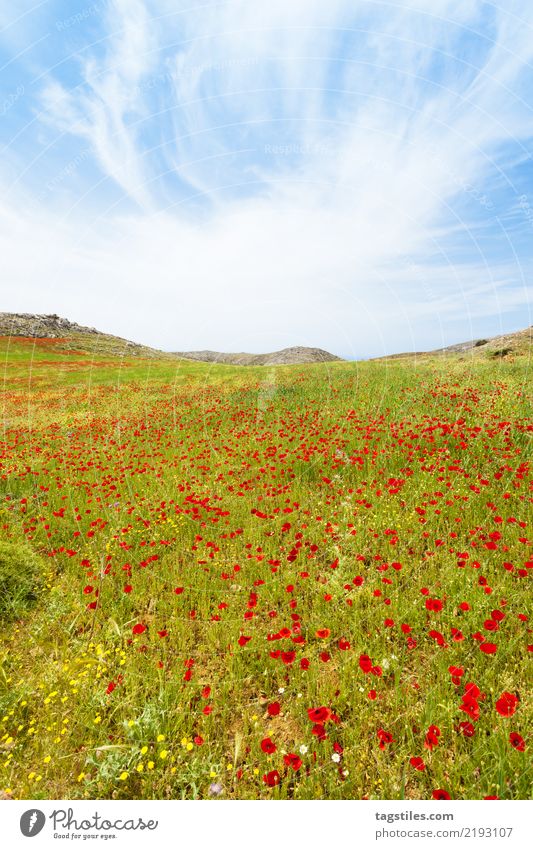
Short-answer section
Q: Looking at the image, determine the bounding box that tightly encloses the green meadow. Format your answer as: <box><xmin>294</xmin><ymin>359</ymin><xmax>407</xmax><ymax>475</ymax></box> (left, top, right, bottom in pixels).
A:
<box><xmin>0</xmin><ymin>339</ymin><xmax>531</xmax><ymax>800</ymax></box>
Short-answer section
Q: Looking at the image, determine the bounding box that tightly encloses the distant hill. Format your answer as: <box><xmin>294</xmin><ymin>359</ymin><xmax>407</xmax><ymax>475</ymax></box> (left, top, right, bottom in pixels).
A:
<box><xmin>374</xmin><ymin>325</ymin><xmax>533</xmax><ymax>360</ymax></box>
<box><xmin>0</xmin><ymin>314</ymin><xmax>342</xmax><ymax>365</ymax></box>
<box><xmin>174</xmin><ymin>347</ymin><xmax>342</xmax><ymax>366</ymax></box>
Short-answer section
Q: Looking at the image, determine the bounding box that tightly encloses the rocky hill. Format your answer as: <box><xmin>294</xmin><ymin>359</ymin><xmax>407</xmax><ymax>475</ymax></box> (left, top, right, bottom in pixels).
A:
<box><xmin>375</xmin><ymin>325</ymin><xmax>532</xmax><ymax>360</ymax></box>
<box><xmin>174</xmin><ymin>346</ymin><xmax>342</xmax><ymax>366</ymax></box>
<box><xmin>0</xmin><ymin>312</ymin><xmax>170</xmax><ymax>358</ymax></box>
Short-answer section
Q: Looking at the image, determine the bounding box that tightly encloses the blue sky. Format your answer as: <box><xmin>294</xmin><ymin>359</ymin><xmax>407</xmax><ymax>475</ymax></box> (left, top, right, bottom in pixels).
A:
<box><xmin>1</xmin><ymin>0</ymin><xmax>532</xmax><ymax>357</ymax></box>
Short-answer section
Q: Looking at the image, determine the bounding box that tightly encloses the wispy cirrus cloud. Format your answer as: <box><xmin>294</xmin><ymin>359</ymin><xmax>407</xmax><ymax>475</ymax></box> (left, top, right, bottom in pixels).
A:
<box><xmin>39</xmin><ymin>0</ymin><xmax>156</xmax><ymax>208</ymax></box>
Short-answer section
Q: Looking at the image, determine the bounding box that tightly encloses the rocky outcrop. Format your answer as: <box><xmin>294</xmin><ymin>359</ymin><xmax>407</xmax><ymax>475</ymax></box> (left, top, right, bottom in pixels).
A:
<box><xmin>0</xmin><ymin>312</ymin><xmax>165</xmax><ymax>358</ymax></box>
<box><xmin>0</xmin><ymin>313</ymin><xmax>100</xmax><ymax>338</ymax></box>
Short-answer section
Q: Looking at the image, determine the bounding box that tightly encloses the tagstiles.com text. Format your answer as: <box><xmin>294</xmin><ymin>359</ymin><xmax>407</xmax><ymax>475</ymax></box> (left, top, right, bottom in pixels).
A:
<box><xmin>376</xmin><ymin>811</ymin><xmax>454</xmax><ymax>823</ymax></box>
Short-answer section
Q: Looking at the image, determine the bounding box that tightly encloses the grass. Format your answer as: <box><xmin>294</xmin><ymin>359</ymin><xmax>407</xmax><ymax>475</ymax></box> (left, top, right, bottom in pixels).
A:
<box><xmin>0</xmin><ymin>339</ymin><xmax>531</xmax><ymax>800</ymax></box>
<box><xmin>0</xmin><ymin>538</ymin><xmax>45</xmax><ymax>622</ymax></box>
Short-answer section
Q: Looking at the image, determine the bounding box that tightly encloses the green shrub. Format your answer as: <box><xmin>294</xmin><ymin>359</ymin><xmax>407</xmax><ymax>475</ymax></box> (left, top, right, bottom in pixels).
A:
<box><xmin>0</xmin><ymin>539</ymin><xmax>45</xmax><ymax>621</ymax></box>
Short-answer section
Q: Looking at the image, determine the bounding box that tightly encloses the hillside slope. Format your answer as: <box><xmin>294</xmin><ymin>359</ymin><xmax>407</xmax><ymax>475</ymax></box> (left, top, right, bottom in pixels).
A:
<box><xmin>375</xmin><ymin>325</ymin><xmax>532</xmax><ymax>360</ymax></box>
<box><xmin>433</xmin><ymin>325</ymin><xmax>532</xmax><ymax>357</ymax></box>
<box><xmin>0</xmin><ymin>313</ymin><xmax>171</xmax><ymax>358</ymax></box>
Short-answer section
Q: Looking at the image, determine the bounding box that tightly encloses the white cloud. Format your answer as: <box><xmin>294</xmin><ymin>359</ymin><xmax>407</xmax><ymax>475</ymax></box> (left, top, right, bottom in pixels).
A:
<box><xmin>2</xmin><ymin>0</ymin><xmax>532</xmax><ymax>356</ymax></box>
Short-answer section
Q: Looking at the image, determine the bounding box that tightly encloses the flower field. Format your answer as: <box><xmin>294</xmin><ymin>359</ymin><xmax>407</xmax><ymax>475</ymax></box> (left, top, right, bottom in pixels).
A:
<box><xmin>0</xmin><ymin>340</ymin><xmax>531</xmax><ymax>800</ymax></box>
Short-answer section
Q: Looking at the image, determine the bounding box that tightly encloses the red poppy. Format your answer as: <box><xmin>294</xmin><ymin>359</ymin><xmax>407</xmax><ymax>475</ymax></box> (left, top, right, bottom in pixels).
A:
<box><xmin>262</xmin><ymin>770</ymin><xmax>280</xmax><ymax>787</ymax></box>
<box><xmin>429</xmin><ymin>630</ymin><xmax>446</xmax><ymax>646</ymax></box>
<box><xmin>267</xmin><ymin>702</ymin><xmax>280</xmax><ymax>717</ymax></box>
<box><xmin>464</xmin><ymin>682</ymin><xmax>482</xmax><ymax>698</ymax></box>
<box><xmin>307</xmin><ymin>706</ymin><xmax>331</xmax><ymax>723</ymax></box>
<box><xmin>311</xmin><ymin>723</ymin><xmax>327</xmax><ymax>740</ymax></box>
<box><xmin>495</xmin><ymin>692</ymin><xmax>519</xmax><ymax>717</ymax></box>
<box><xmin>480</xmin><ymin>642</ymin><xmax>497</xmax><ymax>655</ymax></box>
<box><xmin>359</xmin><ymin>654</ymin><xmax>372</xmax><ymax>673</ymax></box>
<box><xmin>509</xmin><ymin>732</ymin><xmax>525</xmax><ymax>752</ymax></box>
<box><xmin>424</xmin><ymin>725</ymin><xmax>441</xmax><ymax>750</ymax></box>
<box><xmin>459</xmin><ymin>697</ymin><xmax>480</xmax><ymax>721</ymax></box>
<box><xmin>377</xmin><ymin>729</ymin><xmax>394</xmax><ymax>749</ymax></box>
<box><xmin>283</xmin><ymin>753</ymin><xmax>303</xmax><ymax>771</ymax></box>
<box><xmin>409</xmin><ymin>757</ymin><xmax>425</xmax><ymax>771</ymax></box>
<box><xmin>432</xmin><ymin>789</ymin><xmax>451</xmax><ymax>800</ymax></box>
<box><xmin>316</xmin><ymin>628</ymin><xmax>330</xmax><ymax>639</ymax></box>
<box><xmin>132</xmin><ymin>623</ymin><xmax>146</xmax><ymax>635</ymax></box>
<box><xmin>458</xmin><ymin>721</ymin><xmax>476</xmax><ymax>737</ymax></box>
<box><xmin>260</xmin><ymin>737</ymin><xmax>276</xmax><ymax>754</ymax></box>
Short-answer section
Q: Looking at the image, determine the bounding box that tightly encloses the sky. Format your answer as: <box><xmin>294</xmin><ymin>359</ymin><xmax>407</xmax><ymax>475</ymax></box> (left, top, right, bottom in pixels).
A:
<box><xmin>1</xmin><ymin>0</ymin><xmax>532</xmax><ymax>358</ymax></box>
